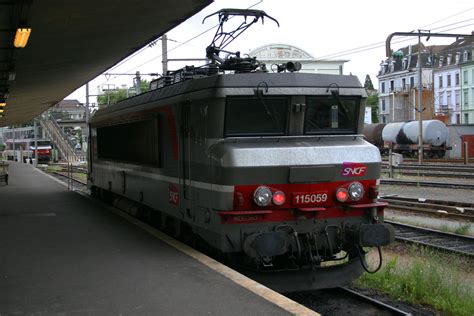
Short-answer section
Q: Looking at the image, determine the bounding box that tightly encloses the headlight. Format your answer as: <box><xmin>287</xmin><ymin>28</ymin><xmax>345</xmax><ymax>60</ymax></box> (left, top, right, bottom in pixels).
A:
<box><xmin>348</xmin><ymin>182</ymin><xmax>364</xmax><ymax>201</ymax></box>
<box><xmin>253</xmin><ymin>186</ymin><xmax>272</xmax><ymax>206</ymax></box>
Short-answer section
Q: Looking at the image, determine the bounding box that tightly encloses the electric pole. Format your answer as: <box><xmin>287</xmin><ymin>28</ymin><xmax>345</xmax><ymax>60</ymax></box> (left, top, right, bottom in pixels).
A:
<box><xmin>162</xmin><ymin>34</ymin><xmax>168</xmax><ymax>75</ymax></box>
<box><xmin>417</xmin><ymin>31</ymin><xmax>423</xmax><ymax>163</ymax></box>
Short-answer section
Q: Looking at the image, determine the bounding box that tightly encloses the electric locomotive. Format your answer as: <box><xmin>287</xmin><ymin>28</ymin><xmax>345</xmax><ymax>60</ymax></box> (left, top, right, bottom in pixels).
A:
<box><xmin>88</xmin><ymin>9</ymin><xmax>394</xmax><ymax>291</ymax></box>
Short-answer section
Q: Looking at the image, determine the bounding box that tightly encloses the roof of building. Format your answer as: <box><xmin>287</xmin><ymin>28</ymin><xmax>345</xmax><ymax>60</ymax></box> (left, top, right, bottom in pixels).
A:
<box><xmin>378</xmin><ymin>43</ymin><xmax>448</xmax><ymax>77</ymax></box>
<box><xmin>434</xmin><ymin>34</ymin><xmax>474</xmax><ymax>68</ymax></box>
<box><xmin>249</xmin><ymin>43</ymin><xmax>348</xmax><ymax>62</ymax></box>
<box><xmin>52</xmin><ymin>100</ymin><xmax>83</xmax><ymax>111</ymax></box>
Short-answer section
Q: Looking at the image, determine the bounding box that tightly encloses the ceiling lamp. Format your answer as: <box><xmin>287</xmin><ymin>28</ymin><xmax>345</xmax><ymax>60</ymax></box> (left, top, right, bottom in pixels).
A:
<box><xmin>14</xmin><ymin>28</ymin><xmax>32</xmax><ymax>48</ymax></box>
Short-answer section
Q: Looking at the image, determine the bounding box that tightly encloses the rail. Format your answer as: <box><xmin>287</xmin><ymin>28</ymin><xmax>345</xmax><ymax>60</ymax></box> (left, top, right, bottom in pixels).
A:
<box><xmin>380</xmin><ymin>178</ymin><xmax>474</xmax><ymax>190</ymax></box>
<box><xmin>380</xmin><ymin>196</ymin><xmax>474</xmax><ymax>221</ymax></box>
<box><xmin>386</xmin><ymin>220</ymin><xmax>474</xmax><ymax>257</ymax></box>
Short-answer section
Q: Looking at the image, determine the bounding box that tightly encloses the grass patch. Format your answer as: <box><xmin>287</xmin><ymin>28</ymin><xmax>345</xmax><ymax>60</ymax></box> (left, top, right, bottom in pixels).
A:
<box><xmin>454</xmin><ymin>224</ymin><xmax>471</xmax><ymax>236</ymax></box>
<box><xmin>46</xmin><ymin>165</ymin><xmax>62</xmax><ymax>172</ymax></box>
<box><xmin>74</xmin><ymin>172</ymin><xmax>87</xmax><ymax>182</ymax></box>
<box><xmin>355</xmin><ymin>247</ymin><xmax>474</xmax><ymax>316</ymax></box>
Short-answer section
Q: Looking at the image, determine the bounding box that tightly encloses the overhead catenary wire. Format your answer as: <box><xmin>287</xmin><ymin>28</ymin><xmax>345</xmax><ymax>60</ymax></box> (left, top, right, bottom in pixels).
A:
<box><xmin>73</xmin><ymin>4</ymin><xmax>472</xmax><ymax>100</ymax></box>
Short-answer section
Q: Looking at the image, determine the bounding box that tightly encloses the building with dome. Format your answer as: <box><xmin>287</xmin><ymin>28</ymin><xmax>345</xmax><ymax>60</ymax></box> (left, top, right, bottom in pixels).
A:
<box><xmin>248</xmin><ymin>44</ymin><xmax>348</xmax><ymax>75</ymax></box>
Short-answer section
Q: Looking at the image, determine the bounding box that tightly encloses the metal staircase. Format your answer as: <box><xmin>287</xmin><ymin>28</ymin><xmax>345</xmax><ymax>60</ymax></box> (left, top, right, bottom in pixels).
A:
<box><xmin>38</xmin><ymin>115</ymin><xmax>85</xmax><ymax>163</ymax></box>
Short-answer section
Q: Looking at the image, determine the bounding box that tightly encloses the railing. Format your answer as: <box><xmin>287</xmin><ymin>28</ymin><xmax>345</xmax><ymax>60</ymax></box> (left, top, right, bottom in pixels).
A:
<box><xmin>38</xmin><ymin>115</ymin><xmax>85</xmax><ymax>163</ymax></box>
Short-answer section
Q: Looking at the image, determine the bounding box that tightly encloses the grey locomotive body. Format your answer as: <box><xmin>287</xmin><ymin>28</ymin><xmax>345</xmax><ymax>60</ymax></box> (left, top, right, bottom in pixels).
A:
<box><xmin>89</xmin><ymin>72</ymin><xmax>393</xmax><ymax>291</ymax></box>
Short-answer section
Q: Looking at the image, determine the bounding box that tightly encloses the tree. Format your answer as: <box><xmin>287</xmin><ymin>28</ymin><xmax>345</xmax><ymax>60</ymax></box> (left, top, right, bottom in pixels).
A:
<box><xmin>98</xmin><ymin>79</ymin><xmax>150</xmax><ymax>109</ymax></box>
<box><xmin>364</xmin><ymin>75</ymin><xmax>374</xmax><ymax>91</ymax></box>
<box><xmin>366</xmin><ymin>93</ymin><xmax>379</xmax><ymax>123</ymax></box>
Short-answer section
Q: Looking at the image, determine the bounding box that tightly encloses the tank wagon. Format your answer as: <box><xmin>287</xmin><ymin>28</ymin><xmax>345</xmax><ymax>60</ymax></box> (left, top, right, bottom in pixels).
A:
<box><xmin>363</xmin><ymin>123</ymin><xmax>386</xmax><ymax>153</ymax></box>
<box><xmin>382</xmin><ymin>120</ymin><xmax>449</xmax><ymax>157</ymax></box>
<box><xmin>88</xmin><ymin>9</ymin><xmax>393</xmax><ymax>291</ymax></box>
<box><xmin>363</xmin><ymin>120</ymin><xmax>450</xmax><ymax>158</ymax></box>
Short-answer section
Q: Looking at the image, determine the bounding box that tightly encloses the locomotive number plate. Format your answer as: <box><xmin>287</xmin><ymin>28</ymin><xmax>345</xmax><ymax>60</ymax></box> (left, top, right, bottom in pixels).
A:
<box><xmin>292</xmin><ymin>192</ymin><xmax>328</xmax><ymax>206</ymax></box>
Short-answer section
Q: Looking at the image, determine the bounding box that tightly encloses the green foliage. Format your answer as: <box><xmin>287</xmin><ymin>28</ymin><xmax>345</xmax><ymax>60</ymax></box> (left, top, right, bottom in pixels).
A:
<box><xmin>366</xmin><ymin>94</ymin><xmax>378</xmax><ymax>106</ymax></box>
<box><xmin>366</xmin><ymin>93</ymin><xmax>379</xmax><ymax>123</ymax></box>
<box><xmin>355</xmin><ymin>248</ymin><xmax>474</xmax><ymax>315</ymax></box>
<box><xmin>98</xmin><ymin>89</ymin><xmax>128</xmax><ymax>108</ymax></box>
<box><xmin>364</xmin><ymin>75</ymin><xmax>375</xmax><ymax>91</ymax></box>
<box><xmin>98</xmin><ymin>79</ymin><xmax>150</xmax><ymax>109</ymax></box>
<box><xmin>454</xmin><ymin>224</ymin><xmax>471</xmax><ymax>236</ymax></box>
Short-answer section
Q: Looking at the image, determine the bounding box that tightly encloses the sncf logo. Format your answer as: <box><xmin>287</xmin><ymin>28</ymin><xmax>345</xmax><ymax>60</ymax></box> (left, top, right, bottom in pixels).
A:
<box><xmin>342</xmin><ymin>162</ymin><xmax>368</xmax><ymax>177</ymax></box>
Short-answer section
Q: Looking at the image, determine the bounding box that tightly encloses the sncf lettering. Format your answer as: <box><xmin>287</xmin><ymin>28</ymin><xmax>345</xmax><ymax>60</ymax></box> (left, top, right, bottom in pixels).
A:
<box><xmin>341</xmin><ymin>163</ymin><xmax>368</xmax><ymax>177</ymax></box>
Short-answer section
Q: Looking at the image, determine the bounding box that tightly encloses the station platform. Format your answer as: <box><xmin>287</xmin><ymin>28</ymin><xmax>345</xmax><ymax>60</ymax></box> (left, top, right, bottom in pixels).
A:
<box><xmin>0</xmin><ymin>162</ymin><xmax>315</xmax><ymax>315</ymax></box>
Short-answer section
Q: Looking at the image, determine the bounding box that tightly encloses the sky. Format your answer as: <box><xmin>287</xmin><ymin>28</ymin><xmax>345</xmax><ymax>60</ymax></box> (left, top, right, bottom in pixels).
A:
<box><xmin>67</xmin><ymin>0</ymin><xmax>474</xmax><ymax>105</ymax></box>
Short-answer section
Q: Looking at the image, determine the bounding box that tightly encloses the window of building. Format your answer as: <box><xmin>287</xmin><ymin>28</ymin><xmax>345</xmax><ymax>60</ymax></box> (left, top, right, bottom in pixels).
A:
<box><xmin>438</xmin><ymin>76</ymin><xmax>443</xmax><ymax>88</ymax></box>
<box><xmin>382</xmin><ymin>116</ymin><xmax>386</xmax><ymax>124</ymax></box>
<box><xmin>410</xmin><ymin>77</ymin><xmax>415</xmax><ymax>88</ymax></box>
<box><xmin>447</xmin><ymin>54</ymin><xmax>452</xmax><ymax>65</ymax></box>
<box><xmin>447</xmin><ymin>74</ymin><xmax>451</xmax><ymax>87</ymax></box>
<box><xmin>381</xmin><ymin>82</ymin><xmax>385</xmax><ymax>93</ymax></box>
<box><xmin>456</xmin><ymin>114</ymin><xmax>461</xmax><ymax>124</ymax></box>
<box><xmin>447</xmin><ymin>92</ymin><xmax>452</xmax><ymax>107</ymax></box>
<box><xmin>381</xmin><ymin>99</ymin><xmax>386</xmax><ymax>111</ymax></box>
<box><xmin>464</xmin><ymin>70</ymin><xmax>468</xmax><ymax>84</ymax></box>
<box><xmin>402</xmin><ymin>78</ymin><xmax>406</xmax><ymax>89</ymax></box>
<box><xmin>455</xmin><ymin>73</ymin><xmax>460</xmax><ymax>86</ymax></box>
<box><xmin>456</xmin><ymin>52</ymin><xmax>461</xmax><ymax>64</ymax></box>
<box><xmin>456</xmin><ymin>91</ymin><xmax>460</xmax><ymax>105</ymax></box>
<box><xmin>463</xmin><ymin>50</ymin><xmax>468</xmax><ymax>62</ymax></box>
<box><xmin>464</xmin><ymin>90</ymin><xmax>469</xmax><ymax>105</ymax></box>
<box><xmin>390</xmin><ymin>80</ymin><xmax>394</xmax><ymax>92</ymax></box>
<box><xmin>439</xmin><ymin>56</ymin><xmax>444</xmax><ymax>67</ymax></box>
<box><xmin>465</xmin><ymin>113</ymin><xmax>469</xmax><ymax>124</ymax></box>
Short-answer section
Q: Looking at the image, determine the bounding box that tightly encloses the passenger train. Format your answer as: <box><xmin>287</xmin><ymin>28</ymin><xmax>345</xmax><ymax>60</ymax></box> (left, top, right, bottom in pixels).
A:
<box><xmin>88</xmin><ymin>9</ymin><xmax>393</xmax><ymax>291</ymax></box>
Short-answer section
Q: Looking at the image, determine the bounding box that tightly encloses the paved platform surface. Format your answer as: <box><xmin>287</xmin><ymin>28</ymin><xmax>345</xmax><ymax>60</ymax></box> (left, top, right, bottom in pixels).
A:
<box><xmin>0</xmin><ymin>162</ymin><xmax>293</xmax><ymax>315</ymax></box>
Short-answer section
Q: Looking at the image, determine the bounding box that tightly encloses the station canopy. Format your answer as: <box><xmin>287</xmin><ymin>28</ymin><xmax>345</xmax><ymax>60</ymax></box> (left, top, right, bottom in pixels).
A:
<box><xmin>0</xmin><ymin>0</ymin><xmax>211</xmax><ymax>126</ymax></box>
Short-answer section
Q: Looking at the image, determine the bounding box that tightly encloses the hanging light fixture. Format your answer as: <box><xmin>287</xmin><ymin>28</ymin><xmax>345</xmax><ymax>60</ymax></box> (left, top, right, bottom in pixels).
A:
<box><xmin>14</xmin><ymin>28</ymin><xmax>32</xmax><ymax>48</ymax></box>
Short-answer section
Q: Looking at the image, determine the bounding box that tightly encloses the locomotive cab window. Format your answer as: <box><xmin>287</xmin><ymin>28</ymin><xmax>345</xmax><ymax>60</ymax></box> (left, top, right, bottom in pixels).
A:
<box><xmin>304</xmin><ymin>96</ymin><xmax>360</xmax><ymax>134</ymax></box>
<box><xmin>225</xmin><ymin>96</ymin><xmax>289</xmax><ymax>136</ymax></box>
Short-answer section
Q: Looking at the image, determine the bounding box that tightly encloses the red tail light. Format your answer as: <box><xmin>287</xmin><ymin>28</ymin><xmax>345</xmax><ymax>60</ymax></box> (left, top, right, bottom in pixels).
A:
<box><xmin>272</xmin><ymin>191</ymin><xmax>286</xmax><ymax>205</ymax></box>
<box><xmin>336</xmin><ymin>188</ymin><xmax>349</xmax><ymax>202</ymax></box>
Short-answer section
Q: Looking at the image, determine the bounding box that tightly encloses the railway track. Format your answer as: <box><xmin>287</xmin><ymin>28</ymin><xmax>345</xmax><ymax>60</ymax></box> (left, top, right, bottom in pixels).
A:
<box><xmin>379</xmin><ymin>196</ymin><xmax>474</xmax><ymax>221</ymax></box>
<box><xmin>386</xmin><ymin>220</ymin><xmax>474</xmax><ymax>258</ymax></box>
<box><xmin>380</xmin><ymin>178</ymin><xmax>474</xmax><ymax>190</ymax></box>
<box><xmin>382</xmin><ymin>163</ymin><xmax>474</xmax><ymax>172</ymax></box>
<box><xmin>381</xmin><ymin>169</ymin><xmax>474</xmax><ymax>179</ymax></box>
<box><xmin>50</xmin><ymin>171</ymin><xmax>88</xmax><ymax>190</ymax></box>
<box><xmin>382</xmin><ymin>158</ymin><xmax>474</xmax><ymax>164</ymax></box>
<box><xmin>288</xmin><ymin>286</ymin><xmax>413</xmax><ymax>315</ymax></box>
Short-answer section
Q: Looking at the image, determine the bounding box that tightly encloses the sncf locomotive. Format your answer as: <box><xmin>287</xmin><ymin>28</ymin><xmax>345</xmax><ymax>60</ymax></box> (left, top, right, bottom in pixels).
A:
<box><xmin>88</xmin><ymin>9</ymin><xmax>394</xmax><ymax>291</ymax></box>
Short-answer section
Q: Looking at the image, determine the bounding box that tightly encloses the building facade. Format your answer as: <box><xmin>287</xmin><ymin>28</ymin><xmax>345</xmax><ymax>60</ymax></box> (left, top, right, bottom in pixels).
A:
<box><xmin>433</xmin><ymin>36</ymin><xmax>473</xmax><ymax>124</ymax></box>
<box><xmin>461</xmin><ymin>50</ymin><xmax>474</xmax><ymax>124</ymax></box>
<box><xmin>377</xmin><ymin>44</ymin><xmax>446</xmax><ymax>124</ymax></box>
<box><xmin>249</xmin><ymin>44</ymin><xmax>348</xmax><ymax>75</ymax></box>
